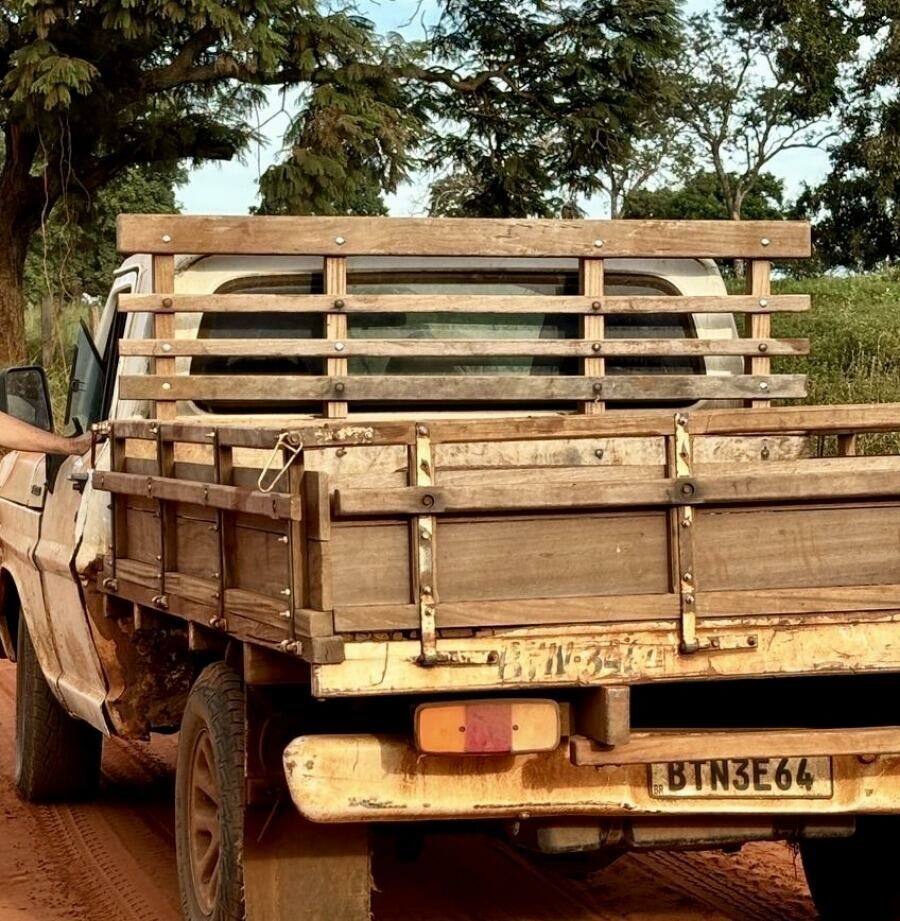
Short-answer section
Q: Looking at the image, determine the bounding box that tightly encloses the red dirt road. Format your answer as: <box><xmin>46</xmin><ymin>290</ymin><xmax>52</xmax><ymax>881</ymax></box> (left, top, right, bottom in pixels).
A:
<box><xmin>0</xmin><ymin>661</ymin><xmax>819</xmax><ymax>921</ymax></box>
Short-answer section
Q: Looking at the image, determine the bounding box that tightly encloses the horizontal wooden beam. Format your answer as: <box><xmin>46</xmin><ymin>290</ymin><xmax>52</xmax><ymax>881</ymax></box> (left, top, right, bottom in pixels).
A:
<box><xmin>118</xmin><ymin>293</ymin><xmax>810</xmax><ymax>315</ymax></box>
<box><xmin>119</xmin><ymin>373</ymin><xmax>807</xmax><ymax>404</ymax></box>
<box><xmin>571</xmin><ymin>727</ymin><xmax>900</xmax><ymax>766</ymax></box>
<box><xmin>334</xmin><ymin>465</ymin><xmax>900</xmax><ymax>515</ymax></box>
<box><xmin>93</xmin><ymin>470</ymin><xmax>301</xmax><ymax>520</ymax></box>
<box><xmin>120</xmin><ymin>337</ymin><xmax>810</xmax><ymax>359</ymax></box>
<box><xmin>118</xmin><ymin>215</ymin><xmax>812</xmax><ymax>259</ymax></box>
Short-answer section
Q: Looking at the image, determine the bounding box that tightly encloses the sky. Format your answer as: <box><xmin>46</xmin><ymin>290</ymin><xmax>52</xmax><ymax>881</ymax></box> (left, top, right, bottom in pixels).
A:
<box><xmin>179</xmin><ymin>0</ymin><xmax>831</xmax><ymax>217</ymax></box>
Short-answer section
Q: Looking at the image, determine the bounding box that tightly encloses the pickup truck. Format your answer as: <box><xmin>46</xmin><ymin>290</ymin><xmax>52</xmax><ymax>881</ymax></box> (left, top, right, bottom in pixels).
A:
<box><xmin>2</xmin><ymin>215</ymin><xmax>898</xmax><ymax>921</ymax></box>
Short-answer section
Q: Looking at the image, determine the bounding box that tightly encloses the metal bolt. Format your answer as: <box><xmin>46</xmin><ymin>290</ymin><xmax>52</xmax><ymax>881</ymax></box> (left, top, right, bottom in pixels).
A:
<box><xmin>594</xmin><ymin>448</ymin><xmax>605</xmax><ymax>460</ymax></box>
<box><xmin>758</xmin><ymin>342</ymin><xmax>769</xmax><ymax>353</ymax></box>
<box><xmin>162</xmin><ymin>342</ymin><xmax>172</xmax><ymax>352</ymax></box>
<box><xmin>335</xmin><ymin>382</ymin><xmax>345</xmax><ymax>393</ymax></box>
<box><xmin>335</xmin><ymin>236</ymin><xmax>346</xmax><ymax>245</ymax></box>
<box><xmin>422</xmin><ymin>494</ymin><xmax>435</xmax><ymax>508</ymax></box>
<box><xmin>747</xmin><ymin>635</ymin><xmax>758</xmax><ymax>648</ymax></box>
<box><xmin>759</xmin><ymin>298</ymin><xmax>769</xmax><ymax>308</ymax></box>
<box><xmin>334</xmin><ymin>342</ymin><xmax>345</xmax><ymax>352</ymax></box>
<box><xmin>593</xmin><ymin>383</ymin><xmax>603</xmax><ymax>395</ymax></box>
<box><xmin>591</xmin><ymin>300</ymin><xmax>602</xmax><ymax>311</ymax></box>
<box><xmin>162</xmin><ymin>382</ymin><xmax>172</xmax><ymax>392</ymax></box>
<box><xmin>593</xmin><ymin>239</ymin><xmax>604</xmax><ymax>248</ymax></box>
<box><xmin>676</xmin><ymin>413</ymin><xmax>689</xmax><ymax>427</ymax></box>
<box><xmin>761</xmin><ymin>238</ymin><xmax>771</xmax><ymax>247</ymax></box>
<box><xmin>681</xmin><ymin>517</ymin><xmax>692</xmax><ymax>529</ymax></box>
<box><xmin>287</xmin><ymin>432</ymin><xmax>302</xmax><ymax>447</ymax></box>
<box><xmin>683</xmin><ymin>572</ymin><xmax>694</xmax><ymax>583</ymax></box>
<box><xmin>162</xmin><ymin>297</ymin><xmax>174</xmax><ymax>309</ymax></box>
<box><xmin>684</xmin><ymin>593</ymin><xmax>696</xmax><ymax>605</ymax></box>
<box><xmin>420</xmin><ymin>527</ymin><xmax>431</xmax><ymax>541</ymax></box>
<box><xmin>162</xmin><ymin>234</ymin><xmax>172</xmax><ymax>243</ymax></box>
<box><xmin>280</xmin><ymin>588</ymin><xmax>292</xmax><ymax>597</ymax></box>
<box><xmin>759</xmin><ymin>381</ymin><xmax>770</xmax><ymax>392</ymax></box>
<box><xmin>417</xmin><ymin>424</ymin><xmax>429</xmax><ymax>436</ymax></box>
<box><xmin>277</xmin><ymin>535</ymin><xmax>289</xmax><ymax>544</ymax></box>
<box><xmin>680</xmin><ymin>482</ymin><xmax>695</xmax><ymax>497</ymax></box>
<box><xmin>333</xmin><ymin>298</ymin><xmax>345</xmax><ymax>309</ymax></box>
<box><xmin>279</xmin><ymin>610</ymin><xmax>291</xmax><ymax>621</ymax></box>
<box><xmin>421</xmin><ymin>585</ymin><xmax>433</xmax><ymax>595</ymax></box>
<box><xmin>591</xmin><ymin>342</ymin><xmax>602</xmax><ymax>352</ymax></box>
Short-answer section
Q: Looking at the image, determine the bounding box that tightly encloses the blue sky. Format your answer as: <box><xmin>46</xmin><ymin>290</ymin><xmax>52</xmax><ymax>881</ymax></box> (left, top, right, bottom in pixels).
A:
<box><xmin>179</xmin><ymin>0</ymin><xmax>830</xmax><ymax>216</ymax></box>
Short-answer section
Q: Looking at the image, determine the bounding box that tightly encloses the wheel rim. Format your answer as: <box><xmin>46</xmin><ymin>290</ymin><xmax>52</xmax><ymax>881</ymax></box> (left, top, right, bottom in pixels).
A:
<box><xmin>188</xmin><ymin>729</ymin><xmax>221</xmax><ymax>915</ymax></box>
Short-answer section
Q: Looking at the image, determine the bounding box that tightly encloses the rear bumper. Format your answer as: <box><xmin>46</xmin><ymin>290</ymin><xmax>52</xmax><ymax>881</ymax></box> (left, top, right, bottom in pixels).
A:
<box><xmin>283</xmin><ymin>733</ymin><xmax>900</xmax><ymax>823</ymax></box>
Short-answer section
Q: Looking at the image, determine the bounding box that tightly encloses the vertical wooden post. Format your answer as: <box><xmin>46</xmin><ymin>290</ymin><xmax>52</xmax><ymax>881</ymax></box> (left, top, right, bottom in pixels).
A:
<box><xmin>153</xmin><ymin>255</ymin><xmax>177</xmax><ymax>421</ymax></box>
<box><xmin>213</xmin><ymin>433</ymin><xmax>233</xmax><ymax>624</ymax></box>
<box><xmin>746</xmin><ymin>260</ymin><xmax>772</xmax><ymax>409</ymax></box>
<box><xmin>324</xmin><ymin>257</ymin><xmax>348</xmax><ymax>418</ymax></box>
<box><xmin>579</xmin><ymin>258</ymin><xmax>605</xmax><ymax>414</ymax></box>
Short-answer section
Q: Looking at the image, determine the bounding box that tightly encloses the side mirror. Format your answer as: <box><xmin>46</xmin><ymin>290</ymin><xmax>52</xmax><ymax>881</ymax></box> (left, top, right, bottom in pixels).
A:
<box><xmin>0</xmin><ymin>366</ymin><xmax>54</xmax><ymax>433</ymax></box>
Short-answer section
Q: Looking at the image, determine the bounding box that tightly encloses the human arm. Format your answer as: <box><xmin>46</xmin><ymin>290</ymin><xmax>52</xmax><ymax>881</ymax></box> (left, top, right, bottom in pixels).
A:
<box><xmin>0</xmin><ymin>411</ymin><xmax>92</xmax><ymax>456</ymax></box>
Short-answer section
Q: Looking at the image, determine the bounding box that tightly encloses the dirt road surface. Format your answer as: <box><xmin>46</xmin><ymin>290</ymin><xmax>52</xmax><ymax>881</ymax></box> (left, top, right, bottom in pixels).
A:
<box><xmin>0</xmin><ymin>661</ymin><xmax>819</xmax><ymax>921</ymax></box>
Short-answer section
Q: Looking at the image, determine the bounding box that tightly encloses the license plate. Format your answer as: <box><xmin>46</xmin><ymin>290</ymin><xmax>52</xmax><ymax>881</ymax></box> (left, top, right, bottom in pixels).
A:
<box><xmin>649</xmin><ymin>757</ymin><xmax>833</xmax><ymax>799</ymax></box>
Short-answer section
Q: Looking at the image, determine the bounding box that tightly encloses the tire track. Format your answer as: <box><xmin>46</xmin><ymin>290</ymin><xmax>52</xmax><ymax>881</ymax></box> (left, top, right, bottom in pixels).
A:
<box><xmin>627</xmin><ymin>848</ymin><xmax>816</xmax><ymax>921</ymax></box>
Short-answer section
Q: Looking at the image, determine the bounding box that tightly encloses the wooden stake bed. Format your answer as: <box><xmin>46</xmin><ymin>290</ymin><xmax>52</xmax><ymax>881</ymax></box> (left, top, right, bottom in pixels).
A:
<box><xmin>92</xmin><ymin>216</ymin><xmax>900</xmax><ymax>678</ymax></box>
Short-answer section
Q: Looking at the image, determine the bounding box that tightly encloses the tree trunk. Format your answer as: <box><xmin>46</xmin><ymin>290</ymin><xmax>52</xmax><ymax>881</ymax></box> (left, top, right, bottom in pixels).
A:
<box><xmin>0</xmin><ymin>231</ymin><xmax>29</xmax><ymax>367</ymax></box>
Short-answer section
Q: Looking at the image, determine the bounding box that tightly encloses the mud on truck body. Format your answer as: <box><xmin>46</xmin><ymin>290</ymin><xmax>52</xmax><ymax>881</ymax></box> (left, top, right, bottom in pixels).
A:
<box><xmin>2</xmin><ymin>215</ymin><xmax>900</xmax><ymax>920</ymax></box>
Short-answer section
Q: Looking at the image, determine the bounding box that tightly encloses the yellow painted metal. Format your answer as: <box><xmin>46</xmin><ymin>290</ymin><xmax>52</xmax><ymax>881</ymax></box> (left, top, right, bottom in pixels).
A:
<box><xmin>282</xmin><ymin>733</ymin><xmax>900</xmax><ymax>823</ymax></box>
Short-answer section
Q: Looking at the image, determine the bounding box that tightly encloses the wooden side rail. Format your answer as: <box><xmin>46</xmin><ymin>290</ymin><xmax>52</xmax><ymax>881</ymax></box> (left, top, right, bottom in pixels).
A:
<box><xmin>333</xmin><ymin>463</ymin><xmax>900</xmax><ymax>516</ymax></box>
<box><xmin>571</xmin><ymin>727</ymin><xmax>900</xmax><ymax>766</ymax></box>
<box><xmin>118</xmin><ymin>215</ymin><xmax>812</xmax><ymax>259</ymax></box>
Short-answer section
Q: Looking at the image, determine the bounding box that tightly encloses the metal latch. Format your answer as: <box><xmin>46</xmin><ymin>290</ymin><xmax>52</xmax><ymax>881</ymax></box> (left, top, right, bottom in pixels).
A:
<box><xmin>258</xmin><ymin>432</ymin><xmax>303</xmax><ymax>493</ymax></box>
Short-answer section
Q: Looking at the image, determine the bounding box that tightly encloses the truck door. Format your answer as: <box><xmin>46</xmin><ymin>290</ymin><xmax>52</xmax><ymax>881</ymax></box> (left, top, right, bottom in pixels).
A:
<box><xmin>32</xmin><ymin>272</ymin><xmax>137</xmax><ymax>732</ymax></box>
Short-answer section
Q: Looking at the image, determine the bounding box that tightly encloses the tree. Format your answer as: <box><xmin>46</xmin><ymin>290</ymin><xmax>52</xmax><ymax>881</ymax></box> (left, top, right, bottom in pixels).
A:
<box><xmin>0</xmin><ymin>1</ymin><xmax>417</xmax><ymax>364</ymax></box>
<box><xmin>673</xmin><ymin>12</ymin><xmax>838</xmax><ymax>221</ymax></box>
<box><xmin>423</xmin><ymin>0</ymin><xmax>682</xmax><ymax>218</ymax></box>
<box><xmin>623</xmin><ymin>170</ymin><xmax>789</xmax><ymax>221</ymax></box>
<box><xmin>724</xmin><ymin>1</ymin><xmax>898</xmax><ymax>269</ymax></box>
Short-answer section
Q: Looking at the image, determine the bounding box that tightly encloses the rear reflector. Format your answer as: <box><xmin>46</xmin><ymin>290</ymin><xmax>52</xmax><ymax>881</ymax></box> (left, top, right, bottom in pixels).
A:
<box><xmin>415</xmin><ymin>699</ymin><xmax>561</xmax><ymax>755</ymax></box>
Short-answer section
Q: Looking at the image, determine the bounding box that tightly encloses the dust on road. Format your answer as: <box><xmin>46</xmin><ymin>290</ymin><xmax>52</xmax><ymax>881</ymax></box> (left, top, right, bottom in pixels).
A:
<box><xmin>0</xmin><ymin>662</ymin><xmax>818</xmax><ymax>921</ymax></box>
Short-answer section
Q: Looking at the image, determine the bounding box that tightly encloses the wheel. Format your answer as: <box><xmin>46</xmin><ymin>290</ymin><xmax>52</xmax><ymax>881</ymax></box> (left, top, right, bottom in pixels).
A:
<box><xmin>175</xmin><ymin>662</ymin><xmax>245</xmax><ymax>921</ymax></box>
<box><xmin>801</xmin><ymin>817</ymin><xmax>900</xmax><ymax>920</ymax></box>
<box><xmin>15</xmin><ymin>615</ymin><xmax>102</xmax><ymax>802</ymax></box>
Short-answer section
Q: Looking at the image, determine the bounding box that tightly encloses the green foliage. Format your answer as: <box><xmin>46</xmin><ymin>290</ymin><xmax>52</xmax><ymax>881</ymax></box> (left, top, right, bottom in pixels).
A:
<box><xmin>623</xmin><ymin>171</ymin><xmax>789</xmax><ymax>221</ymax></box>
<box><xmin>724</xmin><ymin>1</ymin><xmax>899</xmax><ymax>269</ymax></box>
<box><xmin>423</xmin><ymin>0</ymin><xmax>682</xmax><ymax>218</ymax></box>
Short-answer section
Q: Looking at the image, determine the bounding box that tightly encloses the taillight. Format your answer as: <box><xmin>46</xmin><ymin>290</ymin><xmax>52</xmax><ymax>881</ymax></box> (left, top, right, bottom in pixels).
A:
<box><xmin>414</xmin><ymin>699</ymin><xmax>560</xmax><ymax>755</ymax></box>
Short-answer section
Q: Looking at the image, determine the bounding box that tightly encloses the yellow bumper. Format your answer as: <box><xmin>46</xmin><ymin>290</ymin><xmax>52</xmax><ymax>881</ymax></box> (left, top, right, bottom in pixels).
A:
<box><xmin>283</xmin><ymin>734</ymin><xmax>900</xmax><ymax>823</ymax></box>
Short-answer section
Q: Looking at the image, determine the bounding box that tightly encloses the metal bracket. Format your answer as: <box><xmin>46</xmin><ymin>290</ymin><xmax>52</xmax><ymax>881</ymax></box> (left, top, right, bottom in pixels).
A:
<box><xmin>258</xmin><ymin>432</ymin><xmax>303</xmax><ymax>494</ymax></box>
<box><xmin>413</xmin><ymin>425</ymin><xmax>439</xmax><ymax>665</ymax></box>
<box><xmin>672</xmin><ymin>414</ymin><xmax>700</xmax><ymax>654</ymax></box>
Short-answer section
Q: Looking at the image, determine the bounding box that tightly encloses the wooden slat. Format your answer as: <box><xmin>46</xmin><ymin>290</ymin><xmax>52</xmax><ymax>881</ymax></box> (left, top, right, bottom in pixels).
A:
<box><xmin>117</xmin><ymin>215</ymin><xmax>812</xmax><ymax>259</ymax></box>
<box><xmin>699</xmin><ymin>584</ymin><xmax>900</xmax><ymax>618</ymax></box>
<box><xmin>152</xmin><ymin>255</ymin><xmax>176</xmax><ymax>420</ymax></box>
<box><xmin>334</xmin><ymin>466</ymin><xmax>900</xmax><ymax>516</ymax></box>
<box><xmin>571</xmin><ymin>727</ymin><xmax>900</xmax><ymax>766</ymax></box>
<box><xmin>746</xmin><ymin>260</ymin><xmax>772</xmax><ymax>409</ymax></box>
<box><xmin>580</xmin><ymin>257</ymin><xmax>604</xmax><ymax>414</ymax></box>
<box><xmin>333</xmin><ymin>594</ymin><xmax>679</xmax><ymax>632</ymax></box>
<box><xmin>93</xmin><ymin>470</ymin><xmax>301</xmax><ymax>520</ymax></box>
<box><xmin>118</xmin><ymin>293</ymin><xmax>811</xmax><ymax>315</ymax></box>
<box><xmin>324</xmin><ymin>256</ymin><xmax>348</xmax><ymax>418</ymax></box>
<box><xmin>120</xmin><ymin>337</ymin><xmax>811</xmax><ymax>359</ymax></box>
<box><xmin>119</xmin><ymin>374</ymin><xmax>807</xmax><ymax>403</ymax></box>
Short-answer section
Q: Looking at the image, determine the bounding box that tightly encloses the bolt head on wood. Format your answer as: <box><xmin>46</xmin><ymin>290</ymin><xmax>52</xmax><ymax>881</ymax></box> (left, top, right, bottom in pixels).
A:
<box><xmin>417</xmin><ymin>424</ymin><xmax>429</xmax><ymax>436</ymax></box>
<box><xmin>591</xmin><ymin>343</ymin><xmax>602</xmax><ymax>352</ymax></box>
<box><xmin>162</xmin><ymin>382</ymin><xmax>172</xmax><ymax>391</ymax></box>
<box><xmin>333</xmin><ymin>298</ymin><xmax>345</xmax><ymax>309</ymax></box>
<box><xmin>161</xmin><ymin>342</ymin><xmax>172</xmax><ymax>352</ymax></box>
<box><xmin>591</xmin><ymin>301</ymin><xmax>602</xmax><ymax>311</ymax></box>
<box><xmin>593</xmin><ymin>239</ymin><xmax>604</xmax><ymax>248</ymax></box>
<box><xmin>683</xmin><ymin>572</ymin><xmax>693</xmax><ymax>583</ymax></box>
<box><xmin>334</xmin><ymin>342</ymin><xmax>345</xmax><ymax>352</ymax></box>
<box><xmin>162</xmin><ymin>234</ymin><xmax>172</xmax><ymax>243</ymax></box>
<box><xmin>759</xmin><ymin>381</ymin><xmax>770</xmax><ymax>392</ymax></box>
<box><xmin>759</xmin><ymin>298</ymin><xmax>769</xmax><ymax>308</ymax></box>
<box><xmin>758</xmin><ymin>343</ymin><xmax>769</xmax><ymax>353</ymax></box>
<box><xmin>335</xmin><ymin>382</ymin><xmax>346</xmax><ymax>393</ymax></box>
<box><xmin>761</xmin><ymin>238</ymin><xmax>770</xmax><ymax>246</ymax></box>
<box><xmin>335</xmin><ymin>236</ymin><xmax>346</xmax><ymax>245</ymax></box>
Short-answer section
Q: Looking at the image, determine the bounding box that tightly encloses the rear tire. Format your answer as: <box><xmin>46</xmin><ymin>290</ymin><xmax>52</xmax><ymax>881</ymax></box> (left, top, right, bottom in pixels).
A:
<box><xmin>175</xmin><ymin>662</ymin><xmax>245</xmax><ymax>921</ymax></box>
<box><xmin>15</xmin><ymin>615</ymin><xmax>102</xmax><ymax>802</ymax></box>
<box><xmin>801</xmin><ymin>817</ymin><xmax>900</xmax><ymax>920</ymax></box>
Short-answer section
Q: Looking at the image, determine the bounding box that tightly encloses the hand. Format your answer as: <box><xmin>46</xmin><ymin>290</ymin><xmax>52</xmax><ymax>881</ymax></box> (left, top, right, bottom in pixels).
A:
<box><xmin>65</xmin><ymin>432</ymin><xmax>93</xmax><ymax>456</ymax></box>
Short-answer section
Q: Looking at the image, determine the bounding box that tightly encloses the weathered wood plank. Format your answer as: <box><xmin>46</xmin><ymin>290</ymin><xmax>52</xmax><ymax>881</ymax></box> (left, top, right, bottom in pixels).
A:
<box><xmin>118</xmin><ymin>292</ymin><xmax>811</xmax><ymax>315</ymax></box>
<box><xmin>571</xmin><ymin>727</ymin><xmax>900</xmax><ymax>766</ymax></box>
<box><xmin>93</xmin><ymin>470</ymin><xmax>301</xmax><ymax>520</ymax></box>
<box><xmin>119</xmin><ymin>373</ymin><xmax>807</xmax><ymax>403</ymax></box>
<box><xmin>152</xmin><ymin>255</ymin><xmax>176</xmax><ymax>420</ymax></box>
<box><xmin>324</xmin><ymin>256</ymin><xmax>348</xmax><ymax>418</ymax></box>
<box><xmin>119</xmin><ymin>337</ymin><xmax>811</xmax><ymax>359</ymax></box>
<box><xmin>746</xmin><ymin>260</ymin><xmax>772</xmax><ymax>409</ymax></box>
<box><xmin>334</xmin><ymin>465</ymin><xmax>900</xmax><ymax>515</ymax></box>
<box><xmin>117</xmin><ymin>215</ymin><xmax>812</xmax><ymax>258</ymax></box>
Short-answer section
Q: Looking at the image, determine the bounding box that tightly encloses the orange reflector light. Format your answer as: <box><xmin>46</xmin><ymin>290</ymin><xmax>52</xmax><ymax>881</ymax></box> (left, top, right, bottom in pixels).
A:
<box><xmin>415</xmin><ymin>699</ymin><xmax>561</xmax><ymax>755</ymax></box>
